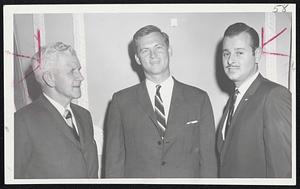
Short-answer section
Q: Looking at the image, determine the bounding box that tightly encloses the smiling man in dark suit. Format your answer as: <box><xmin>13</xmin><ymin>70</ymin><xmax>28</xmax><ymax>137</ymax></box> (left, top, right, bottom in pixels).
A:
<box><xmin>105</xmin><ymin>25</ymin><xmax>217</xmax><ymax>178</ymax></box>
<box><xmin>14</xmin><ymin>42</ymin><xmax>99</xmax><ymax>179</ymax></box>
<box><xmin>216</xmin><ymin>22</ymin><xmax>291</xmax><ymax>178</ymax></box>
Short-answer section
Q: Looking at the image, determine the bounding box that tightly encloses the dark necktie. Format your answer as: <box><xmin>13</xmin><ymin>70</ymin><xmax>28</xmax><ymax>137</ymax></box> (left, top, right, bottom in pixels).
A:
<box><xmin>64</xmin><ymin>109</ymin><xmax>80</xmax><ymax>141</ymax></box>
<box><xmin>154</xmin><ymin>85</ymin><xmax>167</xmax><ymax>139</ymax></box>
<box><xmin>225</xmin><ymin>89</ymin><xmax>239</xmax><ymax>138</ymax></box>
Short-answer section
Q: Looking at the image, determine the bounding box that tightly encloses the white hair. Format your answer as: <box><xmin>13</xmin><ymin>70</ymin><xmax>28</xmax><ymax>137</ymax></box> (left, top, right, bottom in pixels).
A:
<box><xmin>31</xmin><ymin>42</ymin><xmax>77</xmax><ymax>87</ymax></box>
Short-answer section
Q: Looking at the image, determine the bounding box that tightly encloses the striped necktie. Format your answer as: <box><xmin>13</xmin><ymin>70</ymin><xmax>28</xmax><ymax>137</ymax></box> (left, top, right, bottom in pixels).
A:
<box><xmin>225</xmin><ymin>89</ymin><xmax>239</xmax><ymax>138</ymax></box>
<box><xmin>64</xmin><ymin>109</ymin><xmax>80</xmax><ymax>141</ymax></box>
<box><xmin>154</xmin><ymin>85</ymin><xmax>167</xmax><ymax>139</ymax></box>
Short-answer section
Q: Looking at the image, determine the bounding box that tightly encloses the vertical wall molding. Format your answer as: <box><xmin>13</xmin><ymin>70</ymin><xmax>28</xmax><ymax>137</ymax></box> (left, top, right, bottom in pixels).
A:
<box><xmin>72</xmin><ymin>13</ymin><xmax>89</xmax><ymax>110</ymax></box>
<box><xmin>264</xmin><ymin>13</ymin><xmax>277</xmax><ymax>83</ymax></box>
<box><xmin>72</xmin><ymin>14</ymin><xmax>103</xmax><ymax>177</ymax></box>
<box><xmin>13</xmin><ymin>31</ymin><xmax>31</xmax><ymax>109</ymax></box>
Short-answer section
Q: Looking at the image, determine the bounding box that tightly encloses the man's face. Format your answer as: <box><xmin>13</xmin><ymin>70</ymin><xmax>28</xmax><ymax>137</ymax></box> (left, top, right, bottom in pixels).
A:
<box><xmin>222</xmin><ymin>32</ymin><xmax>260</xmax><ymax>87</ymax></box>
<box><xmin>52</xmin><ymin>53</ymin><xmax>84</xmax><ymax>103</ymax></box>
<box><xmin>135</xmin><ymin>32</ymin><xmax>170</xmax><ymax>79</ymax></box>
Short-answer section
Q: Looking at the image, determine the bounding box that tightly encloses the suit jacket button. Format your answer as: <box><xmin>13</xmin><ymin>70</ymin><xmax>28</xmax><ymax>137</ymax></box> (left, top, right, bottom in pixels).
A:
<box><xmin>158</xmin><ymin>141</ymin><xmax>162</xmax><ymax>145</ymax></box>
<box><xmin>161</xmin><ymin>161</ymin><xmax>166</xmax><ymax>166</ymax></box>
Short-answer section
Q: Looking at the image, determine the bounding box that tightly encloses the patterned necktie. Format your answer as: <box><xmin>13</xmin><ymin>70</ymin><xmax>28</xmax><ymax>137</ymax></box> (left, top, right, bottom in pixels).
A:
<box><xmin>64</xmin><ymin>109</ymin><xmax>80</xmax><ymax>141</ymax></box>
<box><xmin>225</xmin><ymin>89</ymin><xmax>239</xmax><ymax>138</ymax></box>
<box><xmin>154</xmin><ymin>85</ymin><xmax>167</xmax><ymax>139</ymax></box>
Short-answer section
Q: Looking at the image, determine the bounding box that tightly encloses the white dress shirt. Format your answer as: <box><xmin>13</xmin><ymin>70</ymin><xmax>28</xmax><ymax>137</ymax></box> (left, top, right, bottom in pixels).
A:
<box><xmin>43</xmin><ymin>93</ymin><xmax>79</xmax><ymax>133</ymax></box>
<box><xmin>145</xmin><ymin>76</ymin><xmax>174</xmax><ymax>124</ymax></box>
<box><xmin>222</xmin><ymin>71</ymin><xmax>259</xmax><ymax>140</ymax></box>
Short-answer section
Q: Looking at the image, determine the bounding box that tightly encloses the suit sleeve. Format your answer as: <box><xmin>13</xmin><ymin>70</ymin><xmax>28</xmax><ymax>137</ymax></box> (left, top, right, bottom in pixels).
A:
<box><xmin>104</xmin><ymin>94</ymin><xmax>125</xmax><ymax>178</ymax></box>
<box><xmin>14</xmin><ymin>112</ymin><xmax>32</xmax><ymax>179</ymax></box>
<box><xmin>198</xmin><ymin>92</ymin><xmax>218</xmax><ymax>177</ymax></box>
<box><xmin>263</xmin><ymin>87</ymin><xmax>291</xmax><ymax>177</ymax></box>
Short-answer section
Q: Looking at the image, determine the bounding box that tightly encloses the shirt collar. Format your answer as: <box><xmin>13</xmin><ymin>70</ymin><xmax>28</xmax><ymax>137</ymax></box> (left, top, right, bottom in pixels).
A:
<box><xmin>43</xmin><ymin>93</ymin><xmax>71</xmax><ymax>117</ymax></box>
<box><xmin>145</xmin><ymin>76</ymin><xmax>173</xmax><ymax>88</ymax></box>
<box><xmin>161</xmin><ymin>76</ymin><xmax>173</xmax><ymax>89</ymax></box>
<box><xmin>236</xmin><ymin>71</ymin><xmax>259</xmax><ymax>95</ymax></box>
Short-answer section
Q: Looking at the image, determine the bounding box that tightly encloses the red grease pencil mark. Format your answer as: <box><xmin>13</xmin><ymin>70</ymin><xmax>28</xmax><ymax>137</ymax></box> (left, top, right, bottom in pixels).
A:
<box><xmin>6</xmin><ymin>51</ymin><xmax>39</xmax><ymax>60</ymax></box>
<box><xmin>261</xmin><ymin>51</ymin><xmax>290</xmax><ymax>57</ymax></box>
<box><xmin>261</xmin><ymin>27</ymin><xmax>289</xmax><ymax>57</ymax></box>
<box><xmin>15</xmin><ymin>64</ymin><xmax>41</xmax><ymax>85</ymax></box>
<box><xmin>37</xmin><ymin>29</ymin><xmax>41</xmax><ymax>67</ymax></box>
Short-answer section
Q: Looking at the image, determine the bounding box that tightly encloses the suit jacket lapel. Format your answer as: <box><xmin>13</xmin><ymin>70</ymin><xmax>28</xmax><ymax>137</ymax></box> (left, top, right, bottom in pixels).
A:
<box><xmin>165</xmin><ymin>78</ymin><xmax>186</xmax><ymax>139</ymax></box>
<box><xmin>227</xmin><ymin>74</ymin><xmax>263</xmax><ymax>137</ymax></box>
<box><xmin>71</xmin><ymin>104</ymin><xmax>85</xmax><ymax>147</ymax></box>
<box><xmin>39</xmin><ymin>95</ymin><xmax>81</xmax><ymax>148</ymax></box>
<box><xmin>216</xmin><ymin>99</ymin><xmax>230</xmax><ymax>154</ymax></box>
<box><xmin>137</xmin><ymin>81</ymin><xmax>161</xmax><ymax>137</ymax></box>
<box><xmin>220</xmin><ymin>74</ymin><xmax>263</xmax><ymax>159</ymax></box>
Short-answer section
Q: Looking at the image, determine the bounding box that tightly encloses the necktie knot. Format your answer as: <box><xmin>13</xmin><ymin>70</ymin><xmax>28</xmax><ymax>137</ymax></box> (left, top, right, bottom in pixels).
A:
<box><xmin>64</xmin><ymin>109</ymin><xmax>72</xmax><ymax>119</ymax></box>
<box><xmin>156</xmin><ymin>85</ymin><xmax>163</xmax><ymax>102</ymax></box>
<box><xmin>64</xmin><ymin>109</ymin><xmax>80</xmax><ymax>141</ymax></box>
<box><xmin>234</xmin><ymin>89</ymin><xmax>239</xmax><ymax>96</ymax></box>
<box><xmin>232</xmin><ymin>89</ymin><xmax>239</xmax><ymax>101</ymax></box>
<box><xmin>156</xmin><ymin>85</ymin><xmax>161</xmax><ymax>93</ymax></box>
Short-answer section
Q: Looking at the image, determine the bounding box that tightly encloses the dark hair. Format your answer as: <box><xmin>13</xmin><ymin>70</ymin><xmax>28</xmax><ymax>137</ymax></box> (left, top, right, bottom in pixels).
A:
<box><xmin>133</xmin><ymin>25</ymin><xmax>169</xmax><ymax>53</ymax></box>
<box><xmin>223</xmin><ymin>22</ymin><xmax>259</xmax><ymax>53</ymax></box>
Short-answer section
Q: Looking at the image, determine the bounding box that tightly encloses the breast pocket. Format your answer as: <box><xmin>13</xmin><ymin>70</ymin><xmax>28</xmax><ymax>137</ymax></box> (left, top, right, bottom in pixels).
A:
<box><xmin>181</xmin><ymin>122</ymin><xmax>201</xmax><ymax>154</ymax></box>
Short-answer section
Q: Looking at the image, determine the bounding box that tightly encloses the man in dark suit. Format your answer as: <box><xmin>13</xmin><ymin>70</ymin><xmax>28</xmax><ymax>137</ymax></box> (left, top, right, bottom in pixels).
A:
<box><xmin>216</xmin><ymin>22</ymin><xmax>291</xmax><ymax>177</ymax></box>
<box><xmin>105</xmin><ymin>25</ymin><xmax>217</xmax><ymax>178</ymax></box>
<box><xmin>14</xmin><ymin>42</ymin><xmax>99</xmax><ymax>179</ymax></box>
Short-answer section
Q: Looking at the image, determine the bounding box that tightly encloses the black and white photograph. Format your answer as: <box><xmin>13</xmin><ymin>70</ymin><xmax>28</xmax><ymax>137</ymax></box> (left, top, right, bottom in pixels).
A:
<box><xmin>3</xmin><ymin>3</ymin><xmax>296</xmax><ymax>185</ymax></box>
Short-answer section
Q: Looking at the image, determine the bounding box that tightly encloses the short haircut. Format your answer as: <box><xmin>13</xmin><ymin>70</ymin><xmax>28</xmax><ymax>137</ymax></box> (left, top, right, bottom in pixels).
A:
<box><xmin>223</xmin><ymin>22</ymin><xmax>259</xmax><ymax>53</ymax></box>
<box><xmin>133</xmin><ymin>25</ymin><xmax>169</xmax><ymax>53</ymax></box>
<box><xmin>31</xmin><ymin>42</ymin><xmax>77</xmax><ymax>87</ymax></box>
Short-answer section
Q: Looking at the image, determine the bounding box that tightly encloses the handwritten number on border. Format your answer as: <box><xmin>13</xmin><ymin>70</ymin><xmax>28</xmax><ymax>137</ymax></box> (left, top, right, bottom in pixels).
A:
<box><xmin>273</xmin><ymin>4</ymin><xmax>288</xmax><ymax>13</ymax></box>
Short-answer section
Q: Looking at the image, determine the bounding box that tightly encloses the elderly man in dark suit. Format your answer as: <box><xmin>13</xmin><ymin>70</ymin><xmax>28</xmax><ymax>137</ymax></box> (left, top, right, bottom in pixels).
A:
<box><xmin>105</xmin><ymin>25</ymin><xmax>217</xmax><ymax>178</ymax></box>
<box><xmin>14</xmin><ymin>42</ymin><xmax>99</xmax><ymax>179</ymax></box>
<box><xmin>216</xmin><ymin>22</ymin><xmax>291</xmax><ymax>178</ymax></box>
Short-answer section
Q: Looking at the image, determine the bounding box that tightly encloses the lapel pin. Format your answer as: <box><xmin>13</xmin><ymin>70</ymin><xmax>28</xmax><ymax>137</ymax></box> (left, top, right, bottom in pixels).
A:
<box><xmin>245</xmin><ymin>98</ymin><xmax>248</xmax><ymax>101</ymax></box>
